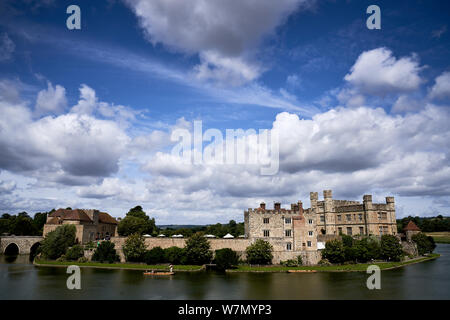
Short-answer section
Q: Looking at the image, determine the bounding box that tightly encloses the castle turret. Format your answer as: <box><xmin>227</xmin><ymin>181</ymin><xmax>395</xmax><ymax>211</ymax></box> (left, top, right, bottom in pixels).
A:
<box><xmin>274</xmin><ymin>202</ymin><xmax>281</xmax><ymax>211</ymax></box>
<box><xmin>310</xmin><ymin>192</ymin><xmax>318</xmax><ymax>209</ymax></box>
<box><xmin>323</xmin><ymin>190</ymin><xmax>335</xmax><ymax>234</ymax></box>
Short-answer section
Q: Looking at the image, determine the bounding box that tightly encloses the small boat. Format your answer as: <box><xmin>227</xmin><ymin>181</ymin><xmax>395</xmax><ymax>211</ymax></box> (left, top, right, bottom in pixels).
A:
<box><xmin>287</xmin><ymin>269</ymin><xmax>317</xmax><ymax>273</ymax></box>
<box><xmin>143</xmin><ymin>270</ymin><xmax>174</xmax><ymax>276</ymax></box>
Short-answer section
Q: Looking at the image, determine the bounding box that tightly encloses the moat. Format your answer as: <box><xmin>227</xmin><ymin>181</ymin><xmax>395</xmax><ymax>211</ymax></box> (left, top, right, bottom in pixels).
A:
<box><xmin>1</xmin><ymin>244</ymin><xmax>449</xmax><ymax>300</ymax></box>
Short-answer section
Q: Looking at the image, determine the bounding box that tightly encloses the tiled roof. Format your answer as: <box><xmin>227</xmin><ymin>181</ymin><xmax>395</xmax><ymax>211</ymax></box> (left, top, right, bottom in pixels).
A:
<box><xmin>49</xmin><ymin>208</ymin><xmax>118</xmax><ymax>225</ymax></box>
<box><xmin>50</xmin><ymin>209</ymin><xmax>92</xmax><ymax>222</ymax></box>
<box><xmin>99</xmin><ymin>212</ymin><xmax>118</xmax><ymax>225</ymax></box>
<box><xmin>404</xmin><ymin>221</ymin><xmax>421</xmax><ymax>231</ymax></box>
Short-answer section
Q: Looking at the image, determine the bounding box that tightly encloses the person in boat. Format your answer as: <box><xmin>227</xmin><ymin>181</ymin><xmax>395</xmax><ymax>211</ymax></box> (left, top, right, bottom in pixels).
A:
<box><xmin>169</xmin><ymin>264</ymin><xmax>173</xmax><ymax>273</ymax></box>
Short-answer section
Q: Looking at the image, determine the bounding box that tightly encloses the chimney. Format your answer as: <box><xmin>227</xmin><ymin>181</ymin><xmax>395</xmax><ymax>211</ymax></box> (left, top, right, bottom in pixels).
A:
<box><xmin>386</xmin><ymin>196</ymin><xmax>394</xmax><ymax>204</ymax></box>
<box><xmin>363</xmin><ymin>195</ymin><xmax>372</xmax><ymax>203</ymax></box>
<box><xmin>85</xmin><ymin>209</ymin><xmax>99</xmax><ymax>225</ymax></box>
<box><xmin>274</xmin><ymin>202</ymin><xmax>281</xmax><ymax>210</ymax></box>
<box><xmin>298</xmin><ymin>201</ymin><xmax>303</xmax><ymax>215</ymax></box>
<box><xmin>260</xmin><ymin>202</ymin><xmax>266</xmax><ymax>210</ymax></box>
<box><xmin>323</xmin><ymin>190</ymin><xmax>332</xmax><ymax>199</ymax></box>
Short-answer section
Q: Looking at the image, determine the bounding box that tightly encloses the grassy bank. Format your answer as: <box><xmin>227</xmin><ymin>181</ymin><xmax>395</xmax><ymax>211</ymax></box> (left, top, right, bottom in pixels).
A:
<box><xmin>425</xmin><ymin>232</ymin><xmax>450</xmax><ymax>244</ymax></box>
<box><xmin>228</xmin><ymin>254</ymin><xmax>440</xmax><ymax>273</ymax></box>
<box><xmin>34</xmin><ymin>260</ymin><xmax>203</xmax><ymax>271</ymax></box>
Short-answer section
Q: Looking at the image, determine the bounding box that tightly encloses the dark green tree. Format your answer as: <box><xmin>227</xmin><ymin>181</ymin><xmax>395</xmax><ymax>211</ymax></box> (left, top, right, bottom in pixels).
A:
<box><xmin>214</xmin><ymin>248</ymin><xmax>239</xmax><ymax>270</ymax></box>
<box><xmin>92</xmin><ymin>241</ymin><xmax>120</xmax><ymax>263</ymax></box>
<box><xmin>40</xmin><ymin>225</ymin><xmax>76</xmax><ymax>260</ymax></box>
<box><xmin>123</xmin><ymin>233</ymin><xmax>147</xmax><ymax>262</ymax></box>
<box><xmin>184</xmin><ymin>233</ymin><xmax>213</xmax><ymax>265</ymax></box>
<box><xmin>117</xmin><ymin>206</ymin><xmax>157</xmax><ymax>236</ymax></box>
<box><xmin>246</xmin><ymin>239</ymin><xmax>273</xmax><ymax>265</ymax></box>
<box><xmin>380</xmin><ymin>234</ymin><xmax>403</xmax><ymax>261</ymax></box>
<box><xmin>321</xmin><ymin>239</ymin><xmax>346</xmax><ymax>264</ymax></box>
<box><xmin>144</xmin><ymin>247</ymin><xmax>165</xmax><ymax>264</ymax></box>
<box><xmin>163</xmin><ymin>246</ymin><xmax>185</xmax><ymax>264</ymax></box>
<box><xmin>412</xmin><ymin>233</ymin><xmax>436</xmax><ymax>255</ymax></box>
<box><xmin>65</xmin><ymin>245</ymin><xmax>85</xmax><ymax>261</ymax></box>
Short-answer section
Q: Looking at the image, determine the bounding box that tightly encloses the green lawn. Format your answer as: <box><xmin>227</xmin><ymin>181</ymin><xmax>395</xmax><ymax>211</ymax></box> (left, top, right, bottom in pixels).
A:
<box><xmin>425</xmin><ymin>232</ymin><xmax>450</xmax><ymax>244</ymax></box>
<box><xmin>229</xmin><ymin>254</ymin><xmax>440</xmax><ymax>273</ymax></box>
<box><xmin>34</xmin><ymin>260</ymin><xmax>203</xmax><ymax>271</ymax></box>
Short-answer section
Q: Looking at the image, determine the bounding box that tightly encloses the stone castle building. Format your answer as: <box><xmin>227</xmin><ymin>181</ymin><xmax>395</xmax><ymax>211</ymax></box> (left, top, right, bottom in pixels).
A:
<box><xmin>43</xmin><ymin>208</ymin><xmax>118</xmax><ymax>244</ymax></box>
<box><xmin>307</xmin><ymin>190</ymin><xmax>397</xmax><ymax>237</ymax></box>
<box><xmin>242</xmin><ymin>190</ymin><xmax>397</xmax><ymax>263</ymax></box>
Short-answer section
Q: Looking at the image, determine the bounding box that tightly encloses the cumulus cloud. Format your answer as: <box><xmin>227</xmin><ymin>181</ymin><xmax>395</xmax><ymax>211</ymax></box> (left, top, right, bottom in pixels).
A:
<box><xmin>344</xmin><ymin>47</ymin><xmax>423</xmax><ymax>95</ymax></box>
<box><xmin>35</xmin><ymin>81</ymin><xmax>68</xmax><ymax>115</ymax></box>
<box><xmin>0</xmin><ymin>82</ymin><xmax>130</xmax><ymax>184</ymax></box>
<box><xmin>0</xmin><ymin>32</ymin><xmax>15</xmax><ymax>61</ymax></box>
<box><xmin>141</xmin><ymin>104</ymin><xmax>450</xmax><ymax>208</ymax></box>
<box><xmin>123</xmin><ymin>0</ymin><xmax>314</xmax><ymax>85</ymax></box>
<box><xmin>76</xmin><ymin>178</ymin><xmax>132</xmax><ymax>199</ymax></box>
<box><xmin>428</xmin><ymin>71</ymin><xmax>450</xmax><ymax>100</ymax></box>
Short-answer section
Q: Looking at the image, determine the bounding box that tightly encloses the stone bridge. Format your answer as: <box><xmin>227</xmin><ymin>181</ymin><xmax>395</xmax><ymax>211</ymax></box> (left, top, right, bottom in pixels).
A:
<box><xmin>0</xmin><ymin>236</ymin><xmax>43</xmax><ymax>255</ymax></box>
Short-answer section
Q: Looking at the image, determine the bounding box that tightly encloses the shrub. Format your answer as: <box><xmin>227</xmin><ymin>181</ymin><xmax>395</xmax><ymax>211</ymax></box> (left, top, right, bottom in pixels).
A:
<box><xmin>184</xmin><ymin>233</ymin><xmax>213</xmax><ymax>265</ymax></box>
<box><xmin>123</xmin><ymin>233</ymin><xmax>147</xmax><ymax>262</ymax></box>
<box><xmin>40</xmin><ymin>225</ymin><xmax>76</xmax><ymax>260</ymax></box>
<box><xmin>318</xmin><ymin>259</ymin><xmax>332</xmax><ymax>266</ymax></box>
<box><xmin>280</xmin><ymin>256</ymin><xmax>303</xmax><ymax>267</ymax></box>
<box><xmin>65</xmin><ymin>245</ymin><xmax>85</xmax><ymax>261</ymax></box>
<box><xmin>214</xmin><ymin>248</ymin><xmax>239</xmax><ymax>270</ymax></box>
<box><xmin>380</xmin><ymin>235</ymin><xmax>403</xmax><ymax>261</ymax></box>
<box><xmin>321</xmin><ymin>239</ymin><xmax>345</xmax><ymax>264</ymax></box>
<box><xmin>412</xmin><ymin>233</ymin><xmax>436</xmax><ymax>255</ymax></box>
<box><xmin>246</xmin><ymin>239</ymin><xmax>273</xmax><ymax>265</ymax></box>
<box><xmin>144</xmin><ymin>247</ymin><xmax>165</xmax><ymax>265</ymax></box>
<box><xmin>77</xmin><ymin>257</ymin><xmax>88</xmax><ymax>263</ymax></box>
<box><xmin>92</xmin><ymin>241</ymin><xmax>120</xmax><ymax>263</ymax></box>
<box><xmin>164</xmin><ymin>246</ymin><xmax>185</xmax><ymax>264</ymax></box>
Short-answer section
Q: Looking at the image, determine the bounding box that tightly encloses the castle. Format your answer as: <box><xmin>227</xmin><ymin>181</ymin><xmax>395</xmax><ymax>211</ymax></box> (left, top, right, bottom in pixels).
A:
<box><xmin>244</xmin><ymin>190</ymin><xmax>397</xmax><ymax>258</ymax></box>
<box><xmin>42</xmin><ymin>190</ymin><xmax>397</xmax><ymax>265</ymax></box>
<box><xmin>43</xmin><ymin>208</ymin><xmax>118</xmax><ymax>243</ymax></box>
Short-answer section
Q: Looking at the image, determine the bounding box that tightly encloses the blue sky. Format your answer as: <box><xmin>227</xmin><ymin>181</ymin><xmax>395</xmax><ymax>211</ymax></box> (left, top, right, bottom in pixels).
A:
<box><xmin>0</xmin><ymin>0</ymin><xmax>450</xmax><ymax>224</ymax></box>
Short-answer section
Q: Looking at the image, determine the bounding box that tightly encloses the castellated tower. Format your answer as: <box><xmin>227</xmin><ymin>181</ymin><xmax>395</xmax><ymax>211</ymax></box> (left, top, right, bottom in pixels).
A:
<box><xmin>323</xmin><ymin>190</ymin><xmax>336</xmax><ymax>234</ymax></box>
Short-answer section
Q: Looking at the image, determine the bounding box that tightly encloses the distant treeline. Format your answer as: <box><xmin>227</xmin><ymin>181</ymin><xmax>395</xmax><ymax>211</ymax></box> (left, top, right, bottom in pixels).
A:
<box><xmin>160</xmin><ymin>220</ymin><xmax>245</xmax><ymax>238</ymax></box>
<box><xmin>397</xmin><ymin>215</ymin><xmax>450</xmax><ymax>232</ymax></box>
<box><xmin>0</xmin><ymin>211</ymin><xmax>50</xmax><ymax>236</ymax></box>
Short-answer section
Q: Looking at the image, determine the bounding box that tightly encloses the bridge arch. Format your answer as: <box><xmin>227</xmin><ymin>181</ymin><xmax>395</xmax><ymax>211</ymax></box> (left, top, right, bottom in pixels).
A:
<box><xmin>4</xmin><ymin>242</ymin><xmax>20</xmax><ymax>255</ymax></box>
<box><xmin>0</xmin><ymin>236</ymin><xmax>44</xmax><ymax>256</ymax></box>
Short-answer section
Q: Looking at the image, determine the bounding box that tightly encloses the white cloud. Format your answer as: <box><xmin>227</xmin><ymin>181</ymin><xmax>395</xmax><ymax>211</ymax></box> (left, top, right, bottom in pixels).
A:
<box><xmin>76</xmin><ymin>178</ymin><xmax>132</xmax><ymax>199</ymax></box>
<box><xmin>35</xmin><ymin>81</ymin><xmax>67</xmax><ymax>115</ymax></box>
<box><xmin>0</xmin><ymin>180</ymin><xmax>16</xmax><ymax>194</ymax></box>
<box><xmin>123</xmin><ymin>0</ymin><xmax>315</xmax><ymax>85</ymax></box>
<box><xmin>0</xmin><ymin>82</ymin><xmax>130</xmax><ymax>183</ymax></box>
<box><xmin>391</xmin><ymin>95</ymin><xmax>422</xmax><ymax>113</ymax></box>
<box><xmin>344</xmin><ymin>47</ymin><xmax>423</xmax><ymax>95</ymax></box>
<box><xmin>429</xmin><ymin>71</ymin><xmax>450</xmax><ymax>100</ymax></box>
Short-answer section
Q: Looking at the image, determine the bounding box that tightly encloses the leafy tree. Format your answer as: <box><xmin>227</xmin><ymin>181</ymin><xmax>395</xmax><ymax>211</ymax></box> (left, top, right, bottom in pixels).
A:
<box><xmin>412</xmin><ymin>233</ymin><xmax>436</xmax><ymax>255</ymax></box>
<box><xmin>164</xmin><ymin>246</ymin><xmax>185</xmax><ymax>264</ymax></box>
<box><xmin>380</xmin><ymin>234</ymin><xmax>403</xmax><ymax>261</ymax></box>
<box><xmin>92</xmin><ymin>241</ymin><xmax>119</xmax><ymax>263</ymax></box>
<box><xmin>321</xmin><ymin>239</ymin><xmax>345</xmax><ymax>264</ymax></box>
<box><xmin>352</xmin><ymin>237</ymin><xmax>380</xmax><ymax>262</ymax></box>
<box><xmin>117</xmin><ymin>206</ymin><xmax>157</xmax><ymax>236</ymax></box>
<box><xmin>184</xmin><ymin>233</ymin><xmax>213</xmax><ymax>265</ymax></box>
<box><xmin>123</xmin><ymin>233</ymin><xmax>147</xmax><ymax>262</ymax></box>
<box><xmin>246</xmin><ymin>239</ymin><xmax>273</xmax><ymax>265</ymax></box>
<box><xmin>40</xmin><ymin>225</ymin><xmax>76</xmax><ymax>260</ymax></box>
<box><xmin>65</xmin><ymin>245</ymin><xmax>85</xmax><ymax>261</ymax></box>
<box><xmin>33</xmin><ymin>212</ymin><xmax>48</xmax><ymax>235</ymax></box>
<box><xmin>214</xmin><ymin>248</ymin><xmax>239</xmax><ymax>270</ymax></box>
<box><xmin>144</xmin><ymin>247</ymin><xmax>165</xmax><ymax>264</ymax></box>
<box><xmin>10</xmin><ymin>215</ymin><xmax>37</xmax><ymax>236</ymax></box>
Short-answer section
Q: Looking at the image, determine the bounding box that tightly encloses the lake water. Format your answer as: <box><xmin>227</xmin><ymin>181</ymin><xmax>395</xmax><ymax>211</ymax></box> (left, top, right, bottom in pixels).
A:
<box><xmin>1</xmin><ymin>244</ymin><xmax>449</xmax><ymax>300</ymax></box>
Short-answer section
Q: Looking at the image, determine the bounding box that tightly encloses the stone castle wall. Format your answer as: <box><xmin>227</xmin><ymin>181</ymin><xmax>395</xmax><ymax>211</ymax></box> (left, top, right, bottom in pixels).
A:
<box><xmin>109</xmin><ymin>237</ymin><xmax>321</xmax><ymax>265</ymax></box>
